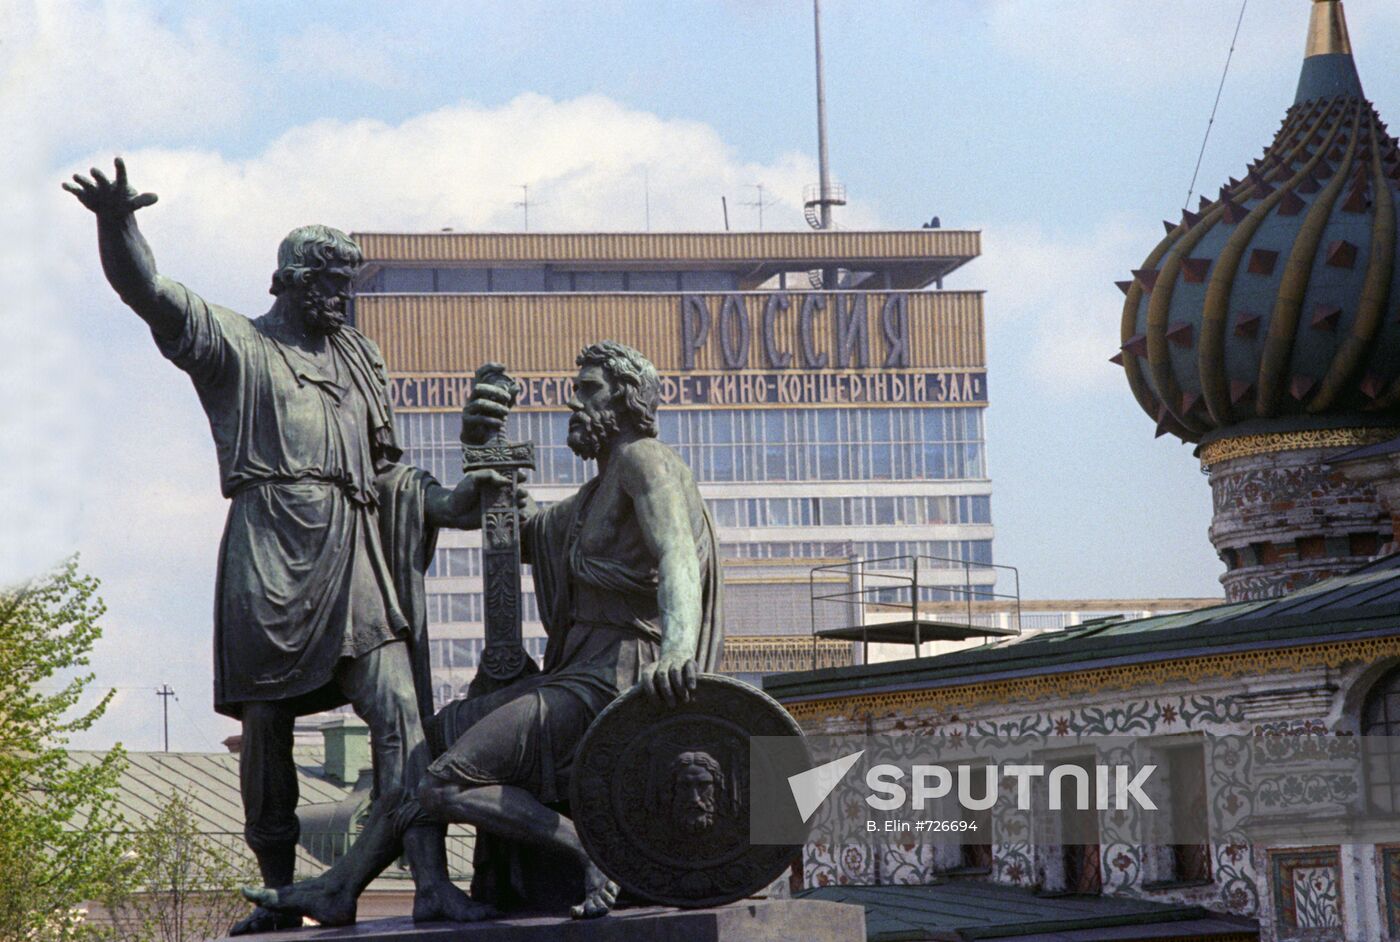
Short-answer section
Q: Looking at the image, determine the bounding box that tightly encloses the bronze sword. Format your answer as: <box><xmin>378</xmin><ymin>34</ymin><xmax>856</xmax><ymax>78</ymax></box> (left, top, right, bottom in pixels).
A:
<box><xmin>462</xmin><ymin>364</ymin><xmax>539</xmax><ymax>696</ymax></box>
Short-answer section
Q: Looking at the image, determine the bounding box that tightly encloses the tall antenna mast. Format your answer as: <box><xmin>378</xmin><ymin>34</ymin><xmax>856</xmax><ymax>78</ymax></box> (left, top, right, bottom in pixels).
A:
<box><xmin>803</xmin><ymin>0</ymin><xmax>846</xmax><ymax>242</ymax></box>
<box><xmin>813</xmin><ymin>0</ymin><xmax>833</xmax><ymax>230</ymax></box>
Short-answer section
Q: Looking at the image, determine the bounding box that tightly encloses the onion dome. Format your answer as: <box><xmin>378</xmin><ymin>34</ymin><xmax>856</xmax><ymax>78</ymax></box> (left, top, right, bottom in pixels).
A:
<box><xmin>1117</xmin><ymin>0</ymin><xmax>1400</xmax><ymax>446</ymax></box>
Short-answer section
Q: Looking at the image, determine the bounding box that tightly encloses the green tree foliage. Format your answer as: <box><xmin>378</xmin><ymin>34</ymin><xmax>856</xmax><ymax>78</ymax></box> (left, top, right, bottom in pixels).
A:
<box><xmin>0</xmin><ymin>558</ymin><xmax>132</xmax><ymax>942</ymax></box>
<box><xmin>100</xmin><ymin>793</ymin><xmax>259</xmax><ymax>942</ymax></box>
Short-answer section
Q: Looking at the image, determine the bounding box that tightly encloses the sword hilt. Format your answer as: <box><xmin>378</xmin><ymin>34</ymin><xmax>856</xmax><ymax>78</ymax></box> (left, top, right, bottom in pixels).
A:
<box><xmin>460</xmin><ymin>362</ymin><xmax>538</xmax><ymax>692</ymax></box>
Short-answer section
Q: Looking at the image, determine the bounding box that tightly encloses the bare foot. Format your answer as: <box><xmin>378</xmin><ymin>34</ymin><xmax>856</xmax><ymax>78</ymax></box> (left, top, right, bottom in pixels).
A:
<box><xmin>570</xmin><ymin>861</ymin><xmax>618</xmax><ymax>919</ymax></box>
<box><xmin>412</xmin><ymin>880</ymin><xmax>497</xmax><ymax>923</ymax></box>
<box><xmin>229</xmin><ymin>906</ymin><xmax>303</xmax><ymax>935</ymax></box>
<box><xmin>242</xmin><ymin>879</ymin><xmax>356</xmax><ymax>927</ymax></box>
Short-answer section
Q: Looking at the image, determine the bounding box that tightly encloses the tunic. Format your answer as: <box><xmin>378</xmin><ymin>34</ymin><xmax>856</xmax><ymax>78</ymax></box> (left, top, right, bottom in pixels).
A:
<box><xmin>153</xmin><ymin>282</ymin><xmax>410</xmax><ymax>717</ymax></box>
<box><xmin>428</xmin><ymin>457</ymin><xmax>724</xmax><ymax>803</ymax></box>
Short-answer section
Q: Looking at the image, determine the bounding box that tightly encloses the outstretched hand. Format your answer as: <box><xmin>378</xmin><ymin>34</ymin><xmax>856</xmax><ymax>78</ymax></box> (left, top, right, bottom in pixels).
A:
<box><xmin>62</xmin><ymin>157</ymin><xmax>157</xmax><ymax>218</ymax></box>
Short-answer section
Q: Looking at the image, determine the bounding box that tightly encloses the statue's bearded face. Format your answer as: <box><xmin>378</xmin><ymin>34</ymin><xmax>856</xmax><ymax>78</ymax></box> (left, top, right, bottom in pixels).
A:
<box><xmin>670</xmin><ymin>753</ymin><xmax>719</xmax><ymax>835</ymax></box>
<box><xmin>566</xmin><ymin>365</ymin><xmax>620</xmax><ymax>459</ymax></box>
<box><xmin>297</xmin><ymin>264</ymin><xmax>356</xmax><ymax>335</ymax></box>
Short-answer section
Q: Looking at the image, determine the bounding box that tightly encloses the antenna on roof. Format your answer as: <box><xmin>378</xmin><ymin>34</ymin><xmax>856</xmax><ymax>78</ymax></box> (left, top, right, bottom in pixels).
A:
<box><xmin>514</xmin><ymin>184</ymin><xmax>531</xmax><ymax>232</ymax></box>
<box><xmin>804</xmin><ymin>0</ymin><xmax>846</xmax><ymax>236</ymax></box>
<box><xmin>742</xmin><ymin>183</ymin><xmax>769</xmax><ymax>231</ymax></box>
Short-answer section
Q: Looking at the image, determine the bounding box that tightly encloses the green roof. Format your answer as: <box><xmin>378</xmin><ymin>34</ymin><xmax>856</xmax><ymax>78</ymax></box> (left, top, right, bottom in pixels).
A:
<box><xmin>766</xmin><ymin>555</ymin><xmax>1400</xmax><ymax>704</ymax></box>
<box><xmin>67</xmin><ymin>750</ymin><xmax>474</xmax><ymax>885</ymax></box>
<box><xmin>68</xmin><ymin>750</ymin><xmax>353</xmax><ymax>879</ymax></box>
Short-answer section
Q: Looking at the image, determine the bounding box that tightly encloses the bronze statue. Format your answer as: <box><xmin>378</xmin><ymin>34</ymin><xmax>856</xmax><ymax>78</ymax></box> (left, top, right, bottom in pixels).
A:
<box><xmin>63</xmin><ymin>159</ymin><xmax>504</xmax><ymax>931</ymax></box>
<box><xmin>245</xmin><ymin>342</ymin><xmax>724</xmax><ymax>922</ymax></box>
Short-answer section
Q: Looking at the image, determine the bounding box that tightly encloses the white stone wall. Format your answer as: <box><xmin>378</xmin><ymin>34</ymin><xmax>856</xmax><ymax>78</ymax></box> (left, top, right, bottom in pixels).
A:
<box><xmin>792</xmin><ymin>655</ymin><xmax>1398</xmax><ymax>942</ymax></box>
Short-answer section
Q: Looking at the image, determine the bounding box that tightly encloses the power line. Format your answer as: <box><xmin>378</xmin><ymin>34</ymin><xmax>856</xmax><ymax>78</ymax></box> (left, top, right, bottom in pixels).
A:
<box><xmin>1184</xmin><ymin>0</ymin><xmax>1249</xmax><ymax>213</ymax></box>
<box><xmin>174</xmin><ymin>694</ymin><xmax>223</xmax><ymax>752</ymax></box>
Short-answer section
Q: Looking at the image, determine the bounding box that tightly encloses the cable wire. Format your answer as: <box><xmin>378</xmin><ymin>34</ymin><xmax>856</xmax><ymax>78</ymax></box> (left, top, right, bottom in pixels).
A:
<box><xmin>1184</xmin><ymin>0</ymin><xmax>1250</xmax><ymax>213</ymax></box>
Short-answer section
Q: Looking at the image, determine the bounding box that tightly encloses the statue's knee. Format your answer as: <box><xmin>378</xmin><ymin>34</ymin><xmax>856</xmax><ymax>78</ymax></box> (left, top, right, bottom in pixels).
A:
<box><xmin>244</xmin><ymin>818</ymin><xmax>299</xmax><ymax>853</ymax></box>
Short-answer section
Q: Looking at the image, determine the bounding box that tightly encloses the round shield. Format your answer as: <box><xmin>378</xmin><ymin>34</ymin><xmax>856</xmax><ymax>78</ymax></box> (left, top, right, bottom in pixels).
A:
<box><xmin>569</xmin><ymin>673</ymin><xmax>810</xmax><ymax>908</ymax></box>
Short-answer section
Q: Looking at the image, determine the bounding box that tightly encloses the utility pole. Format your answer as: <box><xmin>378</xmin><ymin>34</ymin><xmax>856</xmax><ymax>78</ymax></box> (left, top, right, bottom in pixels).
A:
<box><xmin>155</xmin><ymin>684</ymin><xmax>176</xmax><ymax>752</ymax></box>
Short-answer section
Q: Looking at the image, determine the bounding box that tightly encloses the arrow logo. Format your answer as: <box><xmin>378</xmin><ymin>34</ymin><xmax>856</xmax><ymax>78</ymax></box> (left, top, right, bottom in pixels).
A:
<box><xmin>787</xmin><ymin>750</ymin><xmax>864</xmax><ymax>823</ymax></box>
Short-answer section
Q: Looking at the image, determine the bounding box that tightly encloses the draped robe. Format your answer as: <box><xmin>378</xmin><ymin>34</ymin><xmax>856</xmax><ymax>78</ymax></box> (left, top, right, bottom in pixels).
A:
<box><xmin>152</xmin><ymin>282</ymin><xmax>432</xmax><ymax>717</ymax></box>
<box><xmin>425</xmin><ymin>450</ymin><xmax>723</xmax><ymax>911</ymax></box>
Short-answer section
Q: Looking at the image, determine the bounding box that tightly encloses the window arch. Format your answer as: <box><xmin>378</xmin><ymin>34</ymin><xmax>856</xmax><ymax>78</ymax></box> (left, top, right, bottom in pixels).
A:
<box><xmin>1362</xmin><ymin>664</ymin><xmax>1400</xmax><ymax>813</ymax></box>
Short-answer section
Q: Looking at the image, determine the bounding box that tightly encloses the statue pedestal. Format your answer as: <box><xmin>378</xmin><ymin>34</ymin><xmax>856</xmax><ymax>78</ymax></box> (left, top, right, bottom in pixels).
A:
<box><xmin>220</xmin><ymin>900</ymin><xmax>864</xmax><ymax>942</ymax></box>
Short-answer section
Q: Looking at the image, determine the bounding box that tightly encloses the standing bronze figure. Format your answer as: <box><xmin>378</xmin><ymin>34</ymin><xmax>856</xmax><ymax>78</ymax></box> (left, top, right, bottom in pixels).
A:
<box><xmin>64</xmin><ymin>159</ymin><xmax>503</xmax><ymax>931</ymax></box>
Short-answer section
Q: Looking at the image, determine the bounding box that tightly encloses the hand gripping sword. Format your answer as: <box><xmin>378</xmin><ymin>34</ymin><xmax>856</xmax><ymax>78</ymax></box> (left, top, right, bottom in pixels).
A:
<box><xmin>462</xmin><ymin>364</ymin><xmax>539</xmax><ymax>697</ymax></box>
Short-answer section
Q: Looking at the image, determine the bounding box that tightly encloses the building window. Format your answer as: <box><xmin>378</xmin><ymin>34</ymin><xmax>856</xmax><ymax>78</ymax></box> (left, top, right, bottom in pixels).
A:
<box><xmin>1380</xmin><ymin>845</ymin><xmax>1400</xmax><ymax>939</ymax></box>
<box><xmin>428</xmin><ymin>547</ymin><xmax>482</xmax><ymax>578</ymax></box>
<box><xmin>399</xmin><ymin>407</ymin><xmax>990</xmax><ymax>489</ymax></box>
<box><xmin>628</xmin><ymin>271</ymin><xmax>680</xmax><ymax>291</ymax></box>
<box><xmin>1145</xmin><ymin>742</ymin><xmax>1211</xmax><ymax>886</ymax></box>
<box><xmin>437</xmin><ymin>268</ymin><xmax>489</xmax><ymax>292</ymax></box>
<box><xmin>1059</xmin><ymin>758</ymin><xmax>1102</xmax><ymax>895</ymax></box>
<box><xmin>573</xmin><ymin>271</ymin><xmax>626</xmax><ymax>291</ymax></box>
<box><xmin>680</xmin><ymin>271</ymin><xmax>738</xmax><ymax>291</ymax></box>
<box><xmin>1363</xmin><ymin>664</ymin><xmax>1400</xmax><ymax>813</ymax></box>
<box><xmin>1036</xmin><ymin>756</ymin><xmax>1102</xmax><ymax>895</ymax></box>
<box><xmin>381</xmin><ymin>267</ymin><xmax>434</xmax><ymax>292</ymax></box>
<box><xmin>1166</xmin><ymin>744</ymin><xmax>1210</xmax><ymax>883</ymax></box>
<box><xmin>959</xmin><ymin>764</ymin><xmax>993</xmax><ymax>872</ymax></box>
<box><xmin>490</xmin><ymin>267</ymin><xmax>546</xmax><ymax>292</ymax></box>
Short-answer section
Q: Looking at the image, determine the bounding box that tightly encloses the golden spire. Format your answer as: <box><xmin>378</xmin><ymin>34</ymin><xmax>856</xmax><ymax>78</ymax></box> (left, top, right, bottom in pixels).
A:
<box><xmin>1305</xmin><ymin>0</ymin><xmax>1353</xmax><ymax>58</ymax></box>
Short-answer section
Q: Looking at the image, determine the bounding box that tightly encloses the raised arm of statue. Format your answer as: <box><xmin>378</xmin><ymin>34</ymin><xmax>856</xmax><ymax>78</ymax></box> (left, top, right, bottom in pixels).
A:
<box><xmin>622</xmin><ymin>442</ymin><xmax>702</xmax><ymax>707</ymax></box>
<box><xmin>63</xmin><ymin>157</ymin><xmax>184</xmax><ymax>340</ymax></box>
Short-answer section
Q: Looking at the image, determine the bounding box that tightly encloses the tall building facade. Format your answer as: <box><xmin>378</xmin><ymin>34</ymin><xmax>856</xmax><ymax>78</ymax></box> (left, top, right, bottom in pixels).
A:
<box><xmin>349</xmin><ymin>230</ymin><xmax>989</xmax><ymax>706</ymax></box>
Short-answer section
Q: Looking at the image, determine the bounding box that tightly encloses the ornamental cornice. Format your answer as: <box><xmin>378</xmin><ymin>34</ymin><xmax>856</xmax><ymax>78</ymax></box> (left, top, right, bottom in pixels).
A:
<box><xmin>779</xmin><ymin>635</ymin><xmax>1400</xmax><ymax>723</ymax></box>
<box><xmin>1198</xmin><ymin>428</ymin><xmax>1395</xmax><ymax>468</ymax></box>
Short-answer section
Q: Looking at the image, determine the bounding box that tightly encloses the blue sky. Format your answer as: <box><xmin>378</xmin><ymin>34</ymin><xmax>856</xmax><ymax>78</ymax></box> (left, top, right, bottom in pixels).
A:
<box><xmin>8</xmin><ymin>1</ymin><xmax>1400</xmax><ymax>751</ymax></box>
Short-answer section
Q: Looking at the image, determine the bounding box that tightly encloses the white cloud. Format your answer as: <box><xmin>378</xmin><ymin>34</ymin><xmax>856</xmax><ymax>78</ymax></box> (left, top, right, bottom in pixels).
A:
<box><xmin>9</xmin><ymin>84</ymin><xmax>879</xmax><ymax>751</ymax></box>
<box><xmin>5</xmin><ymin>0</ymin><xmax>252</xmax><ymax>156</ymax></box>
<box><xmin>971</xmin><ymin>219</ymin><xmax>1141</xmax><ymax>395</ymax></box>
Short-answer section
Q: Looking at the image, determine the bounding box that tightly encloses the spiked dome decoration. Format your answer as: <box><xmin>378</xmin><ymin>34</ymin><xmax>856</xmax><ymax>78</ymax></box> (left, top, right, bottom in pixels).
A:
<box><xmin>1117</xmin><ymin>0</ymin><xmax>1400</xmax><ymax>444</ymax></box>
